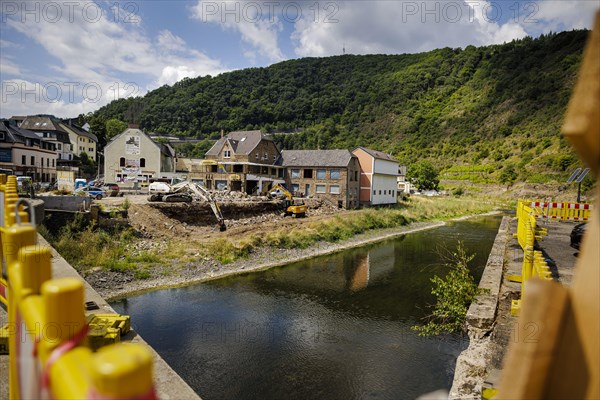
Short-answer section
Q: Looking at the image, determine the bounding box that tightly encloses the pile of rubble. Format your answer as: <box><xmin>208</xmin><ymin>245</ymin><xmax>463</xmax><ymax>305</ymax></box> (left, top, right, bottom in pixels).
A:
<box><xmin>209</xmin><ymin>190</ymin><xmax>270</xmax><ymax>202</ymax></box>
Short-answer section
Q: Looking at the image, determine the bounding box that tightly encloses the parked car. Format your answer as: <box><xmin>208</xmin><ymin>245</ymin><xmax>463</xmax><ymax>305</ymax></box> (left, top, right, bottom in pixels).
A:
<box><xmin>570</xmin><ymin>223</ymin><xmax>587</xmax><ymax>250</ymax></box>
<box><xmin>75</xmin><ymin>186</ymin><xmax>106</xmax><ymax>200</ymax></box>
<box><xmin>101</xmin><ymin>183</ymin><xmax>120</xmax><ymax>197</ymax></box>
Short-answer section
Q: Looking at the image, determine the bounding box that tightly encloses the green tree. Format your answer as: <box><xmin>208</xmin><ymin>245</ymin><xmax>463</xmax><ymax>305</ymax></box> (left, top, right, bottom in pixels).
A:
<box><xmin>499</xmin><ymin>164</ymin><xmax>517</xmax><ymax>185</ymax></box>
<box><xmin>105</xmin><ymin>119</ymin><xmax>128</xmax><ymax>141</ymax></box>
<box><xmin>407</xmin><ymin>160</ymin><xmax>439</xmax><ymax>191</ymax></box>
<box><xmin>412</xmin><ymin>242</ymin><xmax>480</xmax><ymax>336</ymax></box>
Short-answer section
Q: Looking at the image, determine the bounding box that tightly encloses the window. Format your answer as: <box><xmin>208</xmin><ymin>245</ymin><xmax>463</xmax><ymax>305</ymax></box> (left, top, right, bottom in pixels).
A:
<box><xmin>255</xmin><ymin>153</ymin><xmax>259</xmax><ymax>159</ymax></box>
<box><xmin>140</xmin><ymin>158</ymin><xmax>146</xmax><ymax>168</ymax></box>
<box><xmin>355</xmin><ymin>171</ymin><xmax>358</xmax><ymax>181</ymax></box>
<box><xmin>330</xmin><ymin>185</ymin><xmax>340</xmax><ymax>194</ymax></box>
<box><xmin>291</xmin><ymin>184</ymin><xmax>299</xmax><ymax>194</ymax></box>
<box><xmin>120</xmin><ymin>157</ymin><xmax>125</xmax><ymax>167</ymax></box>
<box><xmin>330</xmin><ymin>169</ymin><xmax>340</xmax><ymax>180</ymax></box>
<box><xmin>52</xmin><ymin>159</ymin><xmax>55</xmax><ymax>167</ymax></box>
<box><xmin>224</xmin><ymin>150</ymin><xmax>231</xmax><ymax>158</ymax></box>
<box><xmin>316</xmin><ymin>169</ymin><xmax>326</xmax><ymax>179</ymax></box>
<box><xmin>379</xmin><ymin>190</ymin><xmax>382</xmax><ymax>195</ymax></box>
<box><xmin>264</xmin><ymin>152</ymin><xmax>268</xmax><ymax>159</ymax></box>
<box><xmin>303</xmin><ymin>169</ymin><xmax>313</xmax><ymax>178</ymax></box>
<box><xmin>89</xmin><ymin>148</ymin><xmax>93</xmax><ymax>152</ymax></box>
<box><xmin>373</xmin><ymin>189</ymin><xmax>376</xmax><ymax>196</ymax></box>
<box><xmin>316</xmin><ymin>184</ymin><xmax>326</xmax><ymax>193</ymax></box>
<box><xmin>31</xmin><ymin>156</ymin><xmax>35</xmax><ymax>166</ymax></box>
<box><xmin>0</xmin><ymin>132</ymin><xmax>4</xmax><ymax>140</ymax></box>
<box><xmin>291</xmin><ymin>169</ymin><xmax>300</xmax><ymax>178</ymax></box>
<box><xmin>47</xmin><ymin>158</ymin><xmax>49</xmax><ymax>167</ymax></box>
<box><xmin>22</xmin><ymin>155</ymin><xmax>26</xmax><ymax>165</ymax></box>
<box><xmin>57</xmin><ymin>143</ymin><xmax>61</xmax><ymax>150</ymax></box>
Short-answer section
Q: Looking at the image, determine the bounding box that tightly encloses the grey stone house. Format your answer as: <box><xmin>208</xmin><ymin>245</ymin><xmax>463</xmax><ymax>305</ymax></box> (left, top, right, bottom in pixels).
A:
<box><xmin>280</xmin><ymin>149</ymin><xmax>361</xmax><ymax>209</ymax></box>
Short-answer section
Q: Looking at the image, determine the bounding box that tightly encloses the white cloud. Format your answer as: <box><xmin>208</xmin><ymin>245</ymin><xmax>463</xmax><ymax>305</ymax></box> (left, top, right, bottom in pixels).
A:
<box><xmin>157</xmin><ymin>30</ymin><xmax>187</xmax><ymax>53</ymax></box>
<box><xmin>191</xmin><ymin>0</ymin><xmax>285</xmax><ymax>62</ymax></box>
<box><xmin>528</xmin><ymin>1</ymin><xmax>597</xmax><ymax>34</ymax></box>
<box><xmin>1</xmin><ymin>79</ymin><xmax>103</xmax><ymax>118</ymax></box>
<box><xmin>0</xmin><ymin>58</ymin><xmax>22</xmax><ymax>77</ymax></box>
<box><xmin>0</xmin><ymin>40</ymin><xmax>21</xmax><ymax>49</ymax></box>
<box><xmin>292</xmin><ymin>1</ymin><xmax>526</xmax><ymax>56</ymax></box>
<box><xmin>1</xmin><ymin>2</ymin><xmax>226</xmax><ymax>117</ymax></box>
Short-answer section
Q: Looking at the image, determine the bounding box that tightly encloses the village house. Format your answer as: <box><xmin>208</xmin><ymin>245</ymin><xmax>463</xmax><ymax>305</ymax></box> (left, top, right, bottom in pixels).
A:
<box><xmin>0</xmin><ymin>120</ymin><xmax>57</xmax><ymax>182</ymax></box>
<box><xmin>195</xmin><ymin>130</ymin><xmax>284</xmax><ymax>193</ymax></box>
<box><xmin>18</xmin><ymin>116</ymin><xmax>74</xmax><ymax>165</ymax></box>
<box><xmin>59</xmin><ymin>119</ymin><xmax>98</xmax><ymax>162</ymax></box>
<box><xmin>352</xmin><ymin>147</ymin><xmax>400</xmax><ymax>206</ymax></box>
<box><xmin>280</xmin><ymin>149</ymin><xmax>361</xmax><ymax>209</ymax></box>
<box><xmin>103</xmin><ymin>126</ymin><xmax>176</xmax><ymax>186</ymax></box>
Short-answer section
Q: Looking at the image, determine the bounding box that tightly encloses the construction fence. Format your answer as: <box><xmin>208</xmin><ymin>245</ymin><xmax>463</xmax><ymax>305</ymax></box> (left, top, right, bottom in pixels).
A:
<box><xmin>509</xmin><ymin>199</ymin><xmax>592</xmax><ymax>316</ymax></box>
<box><xmin>0</xmin><ymin>174</ymin><xmax>158</xmax><ymax>400</ymax></box>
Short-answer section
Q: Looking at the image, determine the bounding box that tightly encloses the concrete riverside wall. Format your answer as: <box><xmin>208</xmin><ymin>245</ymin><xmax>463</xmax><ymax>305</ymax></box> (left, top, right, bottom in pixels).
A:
<box><xmin>38</xmin><ymin>195</ymin><xmax>91</xmax><ymax>211</ymax></box>
<box><xmin>37</xmin><ymin>234</ymin><xmax>200</xmax><ymax>399</ymax></box>
<box><xmin>449</xmin><ymin>216</ymin><xmax>510</xmax><ymax>398</ymax></box>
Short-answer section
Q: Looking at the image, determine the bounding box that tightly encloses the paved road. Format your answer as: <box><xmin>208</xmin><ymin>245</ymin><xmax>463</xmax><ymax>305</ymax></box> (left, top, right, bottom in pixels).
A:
<box><xmin>536</xmin><ymin>219</ymin><xmax>581</xmax><ymax>286</ymax></box>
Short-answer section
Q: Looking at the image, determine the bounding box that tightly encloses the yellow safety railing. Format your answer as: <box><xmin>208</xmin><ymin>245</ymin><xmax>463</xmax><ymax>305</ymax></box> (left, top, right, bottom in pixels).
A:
<box><xmin>510</xmin><ymin>200</ymin><xmax>554</xmax><ymax>316</ymax></box>
<box><xmin>0</xmin><ymin>174</ymin><xmax>157</xmax><ymax>400</ymax></box>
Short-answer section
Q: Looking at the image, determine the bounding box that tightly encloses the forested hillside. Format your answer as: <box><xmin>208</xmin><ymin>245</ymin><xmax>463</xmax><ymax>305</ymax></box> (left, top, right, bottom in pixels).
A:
<box><xmin>87</xmin><ymin>30</ymin><xmax>589</xmax><ymax>183</ymax></box>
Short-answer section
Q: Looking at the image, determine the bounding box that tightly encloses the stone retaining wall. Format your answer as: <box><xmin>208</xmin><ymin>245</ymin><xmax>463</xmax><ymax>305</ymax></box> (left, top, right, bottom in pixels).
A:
<box><xmin>449</xmin><ymin>216</ymin><xmax>510</xmax><ymax>398</ymax></box>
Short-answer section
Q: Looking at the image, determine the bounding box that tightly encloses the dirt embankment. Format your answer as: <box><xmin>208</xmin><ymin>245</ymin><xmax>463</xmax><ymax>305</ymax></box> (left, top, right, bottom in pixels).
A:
<box><xmin>122</xmin><ymin>194</ymin><xmax>341</xmax><ymax>241</ymax></box>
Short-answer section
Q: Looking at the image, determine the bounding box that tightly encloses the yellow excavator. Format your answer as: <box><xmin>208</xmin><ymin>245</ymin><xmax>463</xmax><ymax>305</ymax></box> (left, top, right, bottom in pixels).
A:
<box><xmin>269</xmin><ymin>183</ymin><xmax>307</xmax><ymax>218</ymax></box>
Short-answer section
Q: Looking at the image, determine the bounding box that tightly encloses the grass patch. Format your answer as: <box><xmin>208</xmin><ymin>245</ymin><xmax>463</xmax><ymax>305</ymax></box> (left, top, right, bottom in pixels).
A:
<box><xmin>41</xmin><ymin>214</ymin><xmax>163</xmax><ymax>277</ymax></box>
<box><xmin>205</xmin><ymin>194</ymin><xmax>504</xmax><ymax>265</ymax></box>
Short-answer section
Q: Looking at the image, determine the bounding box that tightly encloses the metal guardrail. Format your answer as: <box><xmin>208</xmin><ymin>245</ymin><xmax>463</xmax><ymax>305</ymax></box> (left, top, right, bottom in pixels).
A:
<box><xmin>0</xmin><ymin>174</ymin><xmax>157</xmax><ymax>400</ymax></box>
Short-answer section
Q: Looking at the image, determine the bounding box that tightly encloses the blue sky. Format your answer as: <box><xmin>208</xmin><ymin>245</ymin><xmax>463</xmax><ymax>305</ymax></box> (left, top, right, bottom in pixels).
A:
<box><xmin>1</xmin><ymin>0</ymin><xmax>598</xmax><ymax>118</ymax></box>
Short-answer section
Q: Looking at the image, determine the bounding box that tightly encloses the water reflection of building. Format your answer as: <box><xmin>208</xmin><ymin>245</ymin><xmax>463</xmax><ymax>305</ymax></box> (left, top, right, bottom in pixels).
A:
<box><xmin>347</xmin><ymin>244</ymin><xmax>395</xmax><ymax>292</ymax></box>
<box><xmin>272</xmin><ymin>244</ymin><xmax>396</xmax><ymax>293</ymax></box>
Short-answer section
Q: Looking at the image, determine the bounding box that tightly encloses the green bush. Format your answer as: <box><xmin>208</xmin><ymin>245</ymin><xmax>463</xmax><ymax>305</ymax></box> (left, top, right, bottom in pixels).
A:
<box><xmin>412</xmin><ymin>242</ymin><xmax>480</xmax><ymax>336</ymax></box>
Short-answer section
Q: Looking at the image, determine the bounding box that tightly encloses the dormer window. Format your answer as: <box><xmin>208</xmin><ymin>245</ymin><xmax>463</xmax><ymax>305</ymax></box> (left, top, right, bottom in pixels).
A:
<box><xmin>224</xmin><ymin>150</ymin><xmax>231</xmax><ymax>158</ymax></box>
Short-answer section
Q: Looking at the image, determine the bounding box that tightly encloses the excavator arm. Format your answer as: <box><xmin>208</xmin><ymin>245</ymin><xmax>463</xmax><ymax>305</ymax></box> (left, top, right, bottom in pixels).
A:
<box><xmin>186</xmin><ymin>182</ymin><xmax>227</xmax><ymax>231</ymax></box>
<box><xmin>269</xmin><ymin>183</ymin><xmax>293</xmax><ymax>199</ymax></box>
<box><xmin>148</xmin><ymin>181</ymin><xmax>226</xmax><ymax>231</ymax></box>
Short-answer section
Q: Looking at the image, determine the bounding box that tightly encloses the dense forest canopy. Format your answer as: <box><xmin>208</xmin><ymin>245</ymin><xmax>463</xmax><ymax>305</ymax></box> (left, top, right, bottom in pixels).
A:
<box><xmin>84</xmin><ymin>30</ymin><xmax>589</xmax><ymax>183</ymax></box>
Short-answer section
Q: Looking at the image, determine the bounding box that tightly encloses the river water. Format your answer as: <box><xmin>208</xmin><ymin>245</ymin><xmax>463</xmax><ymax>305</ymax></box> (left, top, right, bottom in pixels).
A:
<box><xmin>112</xmin><ymin>216</ymin><xmax>502</xmax><ymax>400</ymax></box>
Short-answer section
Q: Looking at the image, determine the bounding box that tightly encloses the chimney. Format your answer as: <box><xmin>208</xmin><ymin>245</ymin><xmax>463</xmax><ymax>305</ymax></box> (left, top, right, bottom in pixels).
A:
<box><xmin>128</xmin><ymin>123</ymin><xmax>139</xmax><ymax>129</ymax></box>
<box><xmin>221</xmin><ymin>129</ymin><xmax>224</xmax><ymax>139</ymax></box>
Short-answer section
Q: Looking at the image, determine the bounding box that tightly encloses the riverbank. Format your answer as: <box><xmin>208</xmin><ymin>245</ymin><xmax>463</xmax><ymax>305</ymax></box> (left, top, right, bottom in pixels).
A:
<box><xmin>85</xmin><ymin>211</ymin><xmax>501</xmax><ymax>301</ymax></box>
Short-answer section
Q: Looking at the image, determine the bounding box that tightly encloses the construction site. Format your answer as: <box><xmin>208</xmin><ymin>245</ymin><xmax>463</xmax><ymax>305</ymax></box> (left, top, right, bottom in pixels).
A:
<box><xmin>101</xmin><ymin>187</ymin><xmax>341</xmax><ymax>242</ymax></box>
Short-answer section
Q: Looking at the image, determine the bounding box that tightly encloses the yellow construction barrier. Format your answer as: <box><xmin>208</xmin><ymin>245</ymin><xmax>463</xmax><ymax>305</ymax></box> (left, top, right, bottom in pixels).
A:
<box><xmin>523</xmin><ymin>199</ymin><xmax>593</xmax><ymax>222</ymax></box>
<box><xmin>0</xmin><ymin>173</ymin><xmax>157</xmax><ymax>400</ymax></box>
<box><xmin>510</xmin><ymin>200</ymin><xmax>555</xmax><ymax>316</ymax></box>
